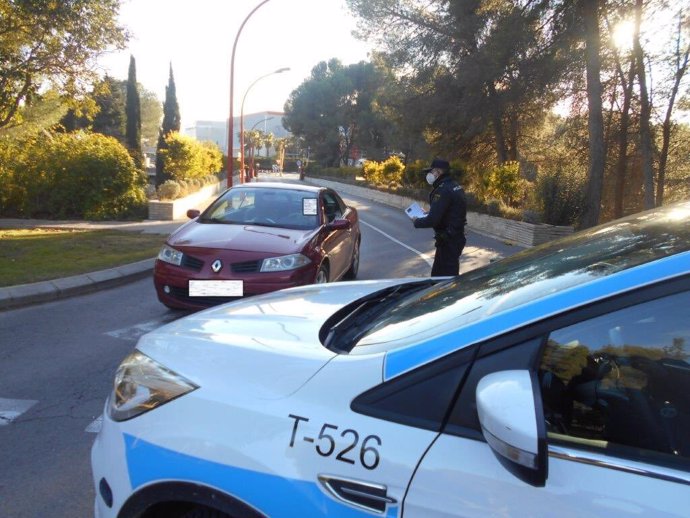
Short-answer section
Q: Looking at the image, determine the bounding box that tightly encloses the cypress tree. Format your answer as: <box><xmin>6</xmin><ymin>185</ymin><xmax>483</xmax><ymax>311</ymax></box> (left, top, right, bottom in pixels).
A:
<box><xmin>155</xmin><ymin>63</ymin><xmax>181</xmax><ymax>186</ymax></box>
<box><xmin>126</xmin><ymin>55</ymin><xmax>143</xmax><ymax>169</ymax></box>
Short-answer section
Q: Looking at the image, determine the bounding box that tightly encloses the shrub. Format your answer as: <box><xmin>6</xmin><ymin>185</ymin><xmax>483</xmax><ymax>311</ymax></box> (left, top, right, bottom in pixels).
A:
<box><xmin>158</xmin><ymin>180</ymin><xmax>181</xmax><ymax>201</ymax></box>
<box><xmin>158</xmin><ymin>133</ymin><xmax>222</xmax><ymax>182</ymax></box>
<box><xmin>536</xmin><ymin>167</ymin><xmax>586</xmax><ymax>226</ymax></box>
<box><xmin>5</xmin><ymin>131</ymin><xmax>146</xmax><ymax>219</ymax></box>
<box><xmin>484</xmin><ymin>161</ymin><xmax>529</xmax><ymax>207</ymax></box>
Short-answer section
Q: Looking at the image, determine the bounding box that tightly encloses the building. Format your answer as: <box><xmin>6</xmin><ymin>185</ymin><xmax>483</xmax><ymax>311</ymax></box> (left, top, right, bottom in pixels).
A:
<box><xmin>183</xmin><ymin>111</ymin><xmax>290</xmax><ymax>157</ymax></box>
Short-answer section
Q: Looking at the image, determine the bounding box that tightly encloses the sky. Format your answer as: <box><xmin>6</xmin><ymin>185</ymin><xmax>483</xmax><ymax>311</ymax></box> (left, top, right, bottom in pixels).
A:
<box><xmin>97</xmin><ymin>0</ymin><xmax>373</xmax><ymax>130</ymax></box>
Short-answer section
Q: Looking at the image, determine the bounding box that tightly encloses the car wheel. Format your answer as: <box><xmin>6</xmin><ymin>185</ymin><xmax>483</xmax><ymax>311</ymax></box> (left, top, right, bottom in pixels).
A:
<box><xmin>315</xmin><ymin>264</ymin><xmax>329</xmax><ymax>284</ymax></box>
<box><xmin>344</xmin><ymin>239</ymin><xmax>360</xmax><ymax>280</ymax></box>
<box><xmin>180</xmin><ymin>507</ymin><xmax>231</xmax><ymax>518</ymax></box>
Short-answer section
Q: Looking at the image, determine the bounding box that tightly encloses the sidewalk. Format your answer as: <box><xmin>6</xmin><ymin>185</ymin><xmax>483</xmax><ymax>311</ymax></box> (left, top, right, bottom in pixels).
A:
<box><xmin>0</xmin><ymin>173</ymin><xmax>522</xmax><ymax>311</ymax></box>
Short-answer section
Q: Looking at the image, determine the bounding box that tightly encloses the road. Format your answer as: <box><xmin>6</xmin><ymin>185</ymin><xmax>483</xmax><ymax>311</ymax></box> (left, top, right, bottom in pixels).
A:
<box><xmin>0</xmin><ymin>193</ymin><xmax>521</xmax><ymax>518</ymax></box>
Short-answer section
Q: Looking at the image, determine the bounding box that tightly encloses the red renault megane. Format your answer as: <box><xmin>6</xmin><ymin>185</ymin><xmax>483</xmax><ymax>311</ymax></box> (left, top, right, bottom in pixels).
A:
<box><xmin>154</xmin><ymin>182</ymin><xmax>361</xmax><ymax>310</ymax></box>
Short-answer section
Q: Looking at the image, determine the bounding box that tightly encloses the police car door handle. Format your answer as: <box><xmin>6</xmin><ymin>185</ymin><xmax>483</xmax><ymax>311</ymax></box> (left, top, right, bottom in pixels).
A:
<box><xmin>318</xmin><ymin>474</ymin><xmax>397</xmax><ymax>514</ymax></box>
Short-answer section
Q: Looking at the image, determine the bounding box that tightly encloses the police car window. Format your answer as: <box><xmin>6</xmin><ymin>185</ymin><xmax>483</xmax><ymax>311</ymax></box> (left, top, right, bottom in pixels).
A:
<box><xmin>445</xmin><ymin>338</ymin><xmax>543</xmax><ymax>439</ymax></box>
<box><xmin>356</xmin><ymin>204</ymin><xmax>690</xmax><ymax>349</ymax></box>
<box><xmin>352</xmin><ymin>345</ymin><xmax>475</xmax><ymax>432</ymax></box>
<box><xmin>539</xmin><ymin>290</ymin><xmax>690</xmax><ymax>471</ymax></box>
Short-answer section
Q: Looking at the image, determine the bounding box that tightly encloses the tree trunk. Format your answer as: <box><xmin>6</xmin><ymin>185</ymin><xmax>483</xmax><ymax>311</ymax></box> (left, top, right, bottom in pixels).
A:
<box><xmin>487</xmin><ymin>82</ymin><xmax>508</xmax><ymax>164</ymax></box>
<box><xmin>657</xmin><ymin>14</ymin><xmax>689</xmax><ymax>206</ymax></box>
<box><xmin>633</xmin><ymin>0</ymin><xmax>655</xmax><ymax>209</ymax></box>
<box><xmin>614</xmin><ymin>56</ymin><xmax>636</xmax><ymax>219</ymax></box>
<box><xmin>580</xmin><ymin>0</ymin><xmax>606</xmax><ymax>229</ymax></box>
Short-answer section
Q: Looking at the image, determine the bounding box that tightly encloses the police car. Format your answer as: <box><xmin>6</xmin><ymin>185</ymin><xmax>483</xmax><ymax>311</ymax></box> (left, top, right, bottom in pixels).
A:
<box><xmin>92</xmin><ymin>202</ymin><xmax>690</xmax><ymax>518</ymax></box>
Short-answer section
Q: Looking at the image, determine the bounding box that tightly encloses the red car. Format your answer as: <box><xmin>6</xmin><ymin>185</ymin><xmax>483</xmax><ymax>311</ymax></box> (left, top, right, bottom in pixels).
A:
<box><xmin>154</xmin><ymin>182</ymin><xmax>361</xmax><ymax>310</ymax></box>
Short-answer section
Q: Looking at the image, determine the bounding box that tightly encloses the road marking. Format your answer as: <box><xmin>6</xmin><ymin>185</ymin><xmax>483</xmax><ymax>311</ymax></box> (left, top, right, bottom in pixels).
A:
<box><xmin>105</xmin><ymin>317</ymin><xmax>176</xmax><ymax>341</ymax></box>
<box><xmin>0</xmin><ymin>397</ymin><xmax>38</xmax><ymax>426</ymax></box>
<box><xmin>86</xmin><ymin>415</ymin><xmax>103</xmax><ymax>433</ymax></box>
<box><xmin>360</xmin><ymin>219</ymin><xmax>434</xmax><ymax>266</ymax></box>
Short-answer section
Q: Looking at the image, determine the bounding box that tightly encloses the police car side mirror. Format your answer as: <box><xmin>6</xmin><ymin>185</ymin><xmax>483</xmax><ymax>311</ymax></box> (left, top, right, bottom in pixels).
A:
<box><xmin>476</xmin><ymin>370</ymin><xmax>547</xmax><ymax>487</ymax></box>
<box><xmin>187</xmin><ymin>209</ymin><xmax>200</xmax><ymax>220</ymax></box>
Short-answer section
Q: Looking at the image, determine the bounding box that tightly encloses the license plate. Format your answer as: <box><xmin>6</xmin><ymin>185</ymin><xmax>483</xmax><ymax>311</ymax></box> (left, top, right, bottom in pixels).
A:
<box><xmin>189</xmin><ymin>280</ymin><xmax>244</xmax><ymax>297</ymax></box>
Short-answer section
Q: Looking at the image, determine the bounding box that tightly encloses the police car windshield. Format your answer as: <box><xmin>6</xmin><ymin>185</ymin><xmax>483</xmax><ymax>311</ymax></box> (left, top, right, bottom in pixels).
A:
<box><xmin>353</xmin><ymin>203</ymin><xmax>690</xmax><ymax>351</ymax></box>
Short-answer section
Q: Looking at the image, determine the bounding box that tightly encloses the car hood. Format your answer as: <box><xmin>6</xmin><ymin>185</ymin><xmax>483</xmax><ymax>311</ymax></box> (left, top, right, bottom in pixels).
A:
<box><xmin>167</xmin><ymin>220</ymin><xmax>315</xmax><ymax>254</ymax></box>
<box><xmin>136</xmin><ymin>279</ymin><xmax>408</xmax><ymax>399</ymax></box>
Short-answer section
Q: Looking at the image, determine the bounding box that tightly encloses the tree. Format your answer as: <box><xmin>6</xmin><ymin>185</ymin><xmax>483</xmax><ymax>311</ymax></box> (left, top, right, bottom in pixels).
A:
<box><xmin>579</xmin><ymin>0</ymin><xmax>607</xmax><ymax>229</ymax></box>
<box><xmin>126</xmin><ymin>55</ymin><xmax>143</xmax><ymax>169</ymax></box>
<box><xmin>156</xmin><ymin>64</ymin><xmax>181</xmax><ymax>186</ymax></box>
<box><xmin>0</xmin><ymin>0</ymin><xmax>126</xmax><ymax>130</ymax></box>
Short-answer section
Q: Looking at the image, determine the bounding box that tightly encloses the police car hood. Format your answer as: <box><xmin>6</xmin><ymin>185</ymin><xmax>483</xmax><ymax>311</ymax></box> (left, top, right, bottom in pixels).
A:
<box><xmin>136</xmin><ymin>280</ymin><xmax>408</xmax><ymax>398</ymax></box>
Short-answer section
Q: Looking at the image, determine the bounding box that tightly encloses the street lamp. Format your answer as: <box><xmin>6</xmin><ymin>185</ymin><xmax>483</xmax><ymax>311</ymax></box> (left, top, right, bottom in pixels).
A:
<box><xmin>227</xmin><ymin>0</ymin><xmax>272</xmax><ymax>187</ymax></box>
<box><xmin>240</xmin><ymin>67</ymin><xmax>290</xmax><ymax>182</ymax></box>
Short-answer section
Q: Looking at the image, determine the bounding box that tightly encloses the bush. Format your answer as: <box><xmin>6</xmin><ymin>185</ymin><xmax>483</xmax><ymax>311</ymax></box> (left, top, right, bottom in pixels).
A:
<box><xmin>157</xmin><ymin>180</ymin><xmax>181</xmax><ymax>201</ymax></box>
<box><xmin>484</xmin><ymin>161</ymin><xmax>529</xmax><ymax>207</ymax></box>
<box><xmin>158</xmin><ymin>133</ymin><xmax>222</xmax><ymax>182</ymax></box>
<box><xmin>3</xmin><ymin>131</ymin><xmax>146</xmax><ymax>219</ymax></box>
<box><xmin>362</xmin><ymin>155</ymin><xmax>404</xmax><ymax>185</ymax></box>
<box><xmin>536</xmin><ymin>167</ymin><xmax>586</xmax><ymax>226</ymax></box>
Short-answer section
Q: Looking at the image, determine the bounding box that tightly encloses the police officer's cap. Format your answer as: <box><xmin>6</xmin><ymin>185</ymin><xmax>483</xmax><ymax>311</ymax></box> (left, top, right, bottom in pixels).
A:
<box><xmin>423</xmin><ymin>158</ymin><xmax>450</xmax><ymax>173</ymax></box>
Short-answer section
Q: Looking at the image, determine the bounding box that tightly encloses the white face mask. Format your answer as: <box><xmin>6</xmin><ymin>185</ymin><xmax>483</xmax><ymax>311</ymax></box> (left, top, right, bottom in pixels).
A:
<box><xmin>426</xmin><ymin>172</ymin><xmax>436</xmax><ymax>185</ymax></box>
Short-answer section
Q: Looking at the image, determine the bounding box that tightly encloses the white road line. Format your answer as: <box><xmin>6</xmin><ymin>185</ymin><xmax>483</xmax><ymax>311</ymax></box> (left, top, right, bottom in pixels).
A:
<box><xmin>86</xmin><ymin>415</ymin><xmax>103</xmax><ymax>433</ymax></box>
<box><xmin>360</xmin><ymin>219</ymin><xmax>434</xmax><ymax>266</ymax></box>
<box><xmin>105</xmin><ymin>317</ymin><xmax>172</xmax><ymax>340</ymax></box>
<box><xmin>0</xmin><ymin>397</ymin><xmax>38</xmax><ymax>426</ymax></box>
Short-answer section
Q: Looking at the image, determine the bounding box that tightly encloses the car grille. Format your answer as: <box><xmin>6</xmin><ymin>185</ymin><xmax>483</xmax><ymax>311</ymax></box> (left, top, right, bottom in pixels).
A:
<box><xmin>181</xmin><ymin>254</ymin><xmax>203</xmax><ymax>271</ymax></box>
<box><xmin>168</xmin><ymin>286</ymin><xmax>242</xmax><ymax>307</ymax></box>
<box><xmin>231</xmin><ymin>260</ymin><xmax>261</xmax><ymax>273</ymax></box>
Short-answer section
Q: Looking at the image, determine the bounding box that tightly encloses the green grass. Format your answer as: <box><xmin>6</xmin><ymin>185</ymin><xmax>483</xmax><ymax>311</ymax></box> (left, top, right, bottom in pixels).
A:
<box><xmin>0</xmin><ymin>228</ymin><xmax>166</xmax><ymax>287</ymax></box>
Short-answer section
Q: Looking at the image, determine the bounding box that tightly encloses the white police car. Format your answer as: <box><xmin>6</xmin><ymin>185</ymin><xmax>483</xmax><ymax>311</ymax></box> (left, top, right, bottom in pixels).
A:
<box><xmin>92</xmin><ymin>202</ymin><xmax>690</xmax><ymax>518</ymax></box>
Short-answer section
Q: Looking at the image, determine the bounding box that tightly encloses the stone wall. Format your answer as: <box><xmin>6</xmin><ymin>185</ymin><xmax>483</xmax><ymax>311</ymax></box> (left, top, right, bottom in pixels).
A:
<box><xmin>148</xmin><ymin>180</ymin><xmax>227</xmax><ymax>220</ymax></box>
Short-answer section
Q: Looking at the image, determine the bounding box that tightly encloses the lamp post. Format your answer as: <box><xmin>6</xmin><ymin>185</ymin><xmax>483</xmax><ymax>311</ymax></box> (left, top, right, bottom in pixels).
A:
<box><xmin>240</xmin><ymin>67</ymin><xmax>289</xmax><ymax>183</ymax></box>
<box><xmin>227</xmin><ymin>0</ymin><xmax>271</xmax><ymax>187</ymax></box>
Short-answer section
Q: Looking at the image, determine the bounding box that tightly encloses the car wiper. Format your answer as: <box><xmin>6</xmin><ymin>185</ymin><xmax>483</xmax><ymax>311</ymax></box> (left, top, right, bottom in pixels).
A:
<box><xmin>322</xmin><ymin>281</ymin><xmax>435</xmax><ymax>353</ymax></box>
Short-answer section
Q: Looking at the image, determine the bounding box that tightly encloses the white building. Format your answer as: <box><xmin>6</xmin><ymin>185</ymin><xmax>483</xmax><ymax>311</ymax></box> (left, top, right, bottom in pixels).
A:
<box><xmin>183</xmin><ymin>111</ymin><xmax>290</xmax><ymax>157</ymax></box>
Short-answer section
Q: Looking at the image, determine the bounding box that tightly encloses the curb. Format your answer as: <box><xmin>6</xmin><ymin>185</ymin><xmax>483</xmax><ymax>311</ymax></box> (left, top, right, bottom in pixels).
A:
<box><xmin>0</xmin><ymin>258</ymin><xmax>155</xmax><ymax>311</ymax></box>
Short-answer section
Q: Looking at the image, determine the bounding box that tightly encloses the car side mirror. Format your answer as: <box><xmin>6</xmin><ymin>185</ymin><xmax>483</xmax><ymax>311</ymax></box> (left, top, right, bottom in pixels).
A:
<box><xmin>326</xmin><ymin>218</ymin><xmax>351</xmax><ymax>231</ymax></box>
<box><xmin>187</xmin><ymin>209</ymin><xmax>200</xmax><ymax>219</ymax></box>
<box><xmin>476</xmin><ymin>370</ymin><xmax>547</xmax><ymax>487</ymax></box>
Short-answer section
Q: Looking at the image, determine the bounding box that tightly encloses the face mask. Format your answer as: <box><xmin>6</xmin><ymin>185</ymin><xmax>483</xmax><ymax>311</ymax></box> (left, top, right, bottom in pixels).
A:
<box><xmin>426</xmin><ymin>172</ymin><xmax>436</xmax><ymax>185</ymax></box>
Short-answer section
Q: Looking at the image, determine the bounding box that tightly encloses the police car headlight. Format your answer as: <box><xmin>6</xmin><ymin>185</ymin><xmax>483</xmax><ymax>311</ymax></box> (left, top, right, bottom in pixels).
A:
<box><xmin>260</xmin><ymin>253</ymin><xmax>311</xmax><ymax>272</ymax></box>
<box><xmin>108</xmin><ymin>350</ymin><xmax>198</xmax><ymax>422</ymax></box>
<box><xmin>157</xmin><ymin>245</ymin><xmax>183</xmax><ymax>266</ymax></box>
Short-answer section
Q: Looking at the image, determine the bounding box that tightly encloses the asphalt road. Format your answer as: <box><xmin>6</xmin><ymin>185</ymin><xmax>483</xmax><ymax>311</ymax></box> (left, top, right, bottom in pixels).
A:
<box><xmin>0</xmin><ymin>193</ymin><xmax>521</xmax><ymax>518</ymax></box>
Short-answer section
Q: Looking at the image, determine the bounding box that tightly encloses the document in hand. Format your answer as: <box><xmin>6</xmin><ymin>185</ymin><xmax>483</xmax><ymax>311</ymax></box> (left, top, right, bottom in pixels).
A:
<box><xmin>405</xmin><ymin>202</ymin><xmax>427</xmax><ymax>220</ymax></box>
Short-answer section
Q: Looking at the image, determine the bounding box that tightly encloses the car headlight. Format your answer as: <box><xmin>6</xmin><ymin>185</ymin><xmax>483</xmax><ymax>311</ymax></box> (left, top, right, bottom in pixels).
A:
<box><xmin>157</xmin><ymin>244</ymin><xmax>183</xmax><ymax>266</ymax></box>
<box><xmin>260</xmin><ymin>253</ymin><xmax>311</xmax><ymax>272</ymax></box>
<box><xmin>108</xmin><ymin>350</ymin><xmax>198</xmax><ymax>422</ymax></box>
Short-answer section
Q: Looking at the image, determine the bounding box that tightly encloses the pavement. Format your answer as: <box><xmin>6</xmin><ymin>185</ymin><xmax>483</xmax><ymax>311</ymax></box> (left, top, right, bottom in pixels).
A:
<box><xmin>0</xmin><ymin>172</ymin><xmax>522</xmax><ymax>311</ymax></box>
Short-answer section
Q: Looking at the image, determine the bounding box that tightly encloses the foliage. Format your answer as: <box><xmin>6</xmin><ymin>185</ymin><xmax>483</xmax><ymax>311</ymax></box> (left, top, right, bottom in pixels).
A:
<box><xmin>157</xmin><ymin>180</ymin><xmax>181</xmax><ymax>201</ymax></box>
<box><xmin>362</xmin><ymin>155</ymin><xmax>405</xmax><ymax>186</ymax></box>
<box><xmin>157</xmin><ymin>132</ymin><xmax>222</xmax><ymax>182</ymax></box>
<box><xmin>1</xmin><ymin>131</ymin><xmax>146</xmax><ymax>219</ymax></box>
<box><xmin>0</xmin><ymin>0</ymin><xmax>127</xmax><ymax>129</ymax></box>
<box><xmin>283</xmin><ymin>58</ymin><xmax>392</xmax><ymax>166</ymax></box>
<box><xmin>535</xmin><ymin>168</ymin><xmax>586</xmax><ymax>227</ymax></box>
<box><xmin>482</xmin><ymin>161</ymin><xmax>530</xmax><ymax>207</ymax></box>
<box><xmin>126</xmin><ymin>56</ymin><xmax>143</xmax><ymax>169</ymax></box>
<box><xmin>156</xmin><ymin>65</ymin><xmax>181</xmax><ymax>186</ymax></box>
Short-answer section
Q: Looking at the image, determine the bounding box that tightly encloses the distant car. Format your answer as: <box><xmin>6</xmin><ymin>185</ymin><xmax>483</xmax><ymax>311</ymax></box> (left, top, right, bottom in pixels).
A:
<box><xmin>153</xmin><ymin>182</ymin><xmax>360</xmax><ymax>310</ymax></box>
<box><xmin>93</xmin><ymin>202</ymin><xmax>690</xmax><ymax>517</ymax></box>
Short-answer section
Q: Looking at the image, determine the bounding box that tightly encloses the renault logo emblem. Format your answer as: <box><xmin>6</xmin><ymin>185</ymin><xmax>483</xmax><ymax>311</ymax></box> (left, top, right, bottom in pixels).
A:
<box><xmin>211</xmin><ymin>259</ymin><xmax>222</xmax><ymax>273</ymax></box>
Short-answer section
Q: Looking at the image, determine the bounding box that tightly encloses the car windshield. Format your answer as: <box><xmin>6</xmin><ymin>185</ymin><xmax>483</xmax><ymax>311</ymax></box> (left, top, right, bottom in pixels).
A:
<box><xmin>340</xmin><ymin>203</ymin><xmax>690</xmax><ymax>351</ymax></box>
<box><xmin>198</xmin><ymin>187</ymin><xmax>320</xmax><ymax>230</ymax></box>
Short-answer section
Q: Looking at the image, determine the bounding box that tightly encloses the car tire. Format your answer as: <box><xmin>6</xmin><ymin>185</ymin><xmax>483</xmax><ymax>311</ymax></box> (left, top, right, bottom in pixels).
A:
<box><xmin>344</xmin><ymin>239</ymin><xmax>360</xmax><ymax>280</ymax></box>
<box><xmin>180</xmin><ymin>507</ymin><xmax>231</xmax><ymax>518</ymax></box>
<box><xmin>315</xmin><ymin>263</ymin><xmax>329</xmax><ymax>284</ymax></box>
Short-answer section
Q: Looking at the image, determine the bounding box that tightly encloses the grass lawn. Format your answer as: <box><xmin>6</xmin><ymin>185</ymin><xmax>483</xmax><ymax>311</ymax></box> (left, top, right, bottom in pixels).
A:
<box><xmin>0</xmin><ymin>228</ymin><xmax>166</xmax><ymax>287</ymax></box>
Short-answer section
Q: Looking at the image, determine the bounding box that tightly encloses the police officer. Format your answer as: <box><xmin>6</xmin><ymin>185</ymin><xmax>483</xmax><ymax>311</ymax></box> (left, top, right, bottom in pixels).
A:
<box><xmin>412</xmin><ymin>158</ymin><xmax>467</xmax><ymax>276</ymax></box>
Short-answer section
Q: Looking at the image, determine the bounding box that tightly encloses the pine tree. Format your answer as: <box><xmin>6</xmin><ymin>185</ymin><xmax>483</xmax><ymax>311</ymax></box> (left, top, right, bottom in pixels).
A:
<box><xmin>126</xmin><ymin>55</ymin><xmax>143</xmax><ymax>169</ymax></box>
<box><xmin>155</xmin><ymin>63</ymin><xmax>181</xmax><ymax>186</ymax></box>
